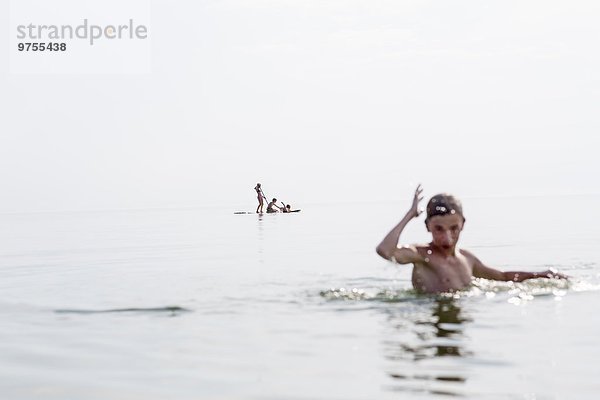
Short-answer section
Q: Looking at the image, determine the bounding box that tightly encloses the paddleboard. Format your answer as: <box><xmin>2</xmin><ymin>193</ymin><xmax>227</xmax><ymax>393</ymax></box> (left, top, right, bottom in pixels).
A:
<box><xmin>233</xmin><ymin>210</ymin><xmax>301</xmax><ymax>214</ymax></box>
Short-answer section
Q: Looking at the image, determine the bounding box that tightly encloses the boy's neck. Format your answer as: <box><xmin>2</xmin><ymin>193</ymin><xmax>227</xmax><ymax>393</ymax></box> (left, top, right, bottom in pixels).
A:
<box><xmin>430</xmin><ymin>242</ymin><xmax>457</xmax><ymax>257</ymax></box>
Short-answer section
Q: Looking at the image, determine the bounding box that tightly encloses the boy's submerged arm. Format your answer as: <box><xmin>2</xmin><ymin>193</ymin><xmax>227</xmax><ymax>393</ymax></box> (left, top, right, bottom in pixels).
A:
<box><xmin>472</xmin><ymin>256</ymin><xmax>568</xmax><ymax>282</ymax></box>
<box><xmin>472</xmin><ymin>260</ymin><xmax>507</xmax><ymax>281</ymax></box>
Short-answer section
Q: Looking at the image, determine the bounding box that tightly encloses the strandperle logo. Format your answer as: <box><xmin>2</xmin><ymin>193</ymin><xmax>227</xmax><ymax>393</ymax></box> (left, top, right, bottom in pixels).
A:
<box><xmin>16</xmin><ymin>19</ymin><xmax>148</xmax><ymax>45</ymax></box>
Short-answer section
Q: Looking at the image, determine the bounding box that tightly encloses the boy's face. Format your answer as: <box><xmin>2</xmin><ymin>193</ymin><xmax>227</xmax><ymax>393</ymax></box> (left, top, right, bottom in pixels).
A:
<box><xmin>426</xmin><ymin>213</ymin><xmax>465</xmax><ymax>250</ymax></box>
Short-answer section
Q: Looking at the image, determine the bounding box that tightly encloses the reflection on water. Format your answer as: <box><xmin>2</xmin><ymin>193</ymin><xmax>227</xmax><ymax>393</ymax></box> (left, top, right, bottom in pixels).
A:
<box><xmin>321</xmin><ymin>277</ymin><xmax>591</xmax><ymax>397</ymax></box>
<box><xmin>54</xmin><ymin>306</ymin><xmax>190</xmax><ymax>315</ymax></box>
<box><xmin>382</xmin><ymin>297</ymin><xmax>470</xmax><ymax>396</ymax></box>
<box><xmin>413</xmin><ymin>297</ymin><xmax>470</xmax><ymax>359</ymax></box>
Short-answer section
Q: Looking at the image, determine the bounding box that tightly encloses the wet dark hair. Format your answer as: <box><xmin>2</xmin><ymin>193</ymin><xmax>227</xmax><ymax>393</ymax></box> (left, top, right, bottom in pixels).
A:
<box><xmin>425</xmin><ymin>194</ymin><xmax>464</xmax><ymax>222</ymax></box>
<box><xmin>272</xmin><ymin>198</ymin><xmax>277</xmax><ymax>202</ymax></box>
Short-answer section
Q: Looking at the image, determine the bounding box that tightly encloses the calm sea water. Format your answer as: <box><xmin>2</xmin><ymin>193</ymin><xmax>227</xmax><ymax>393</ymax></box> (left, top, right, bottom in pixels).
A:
<box><xmin>1</xmin><ymin>195</ymin><xmax>599</xmax><ymax>399</ymax></box>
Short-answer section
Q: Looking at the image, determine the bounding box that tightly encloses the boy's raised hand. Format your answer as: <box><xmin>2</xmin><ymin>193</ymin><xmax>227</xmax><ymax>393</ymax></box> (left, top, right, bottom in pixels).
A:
<box><xmin>410</xmin><ymin>184</ymin><xmax>424</xmax><ymax>218</ymax></box>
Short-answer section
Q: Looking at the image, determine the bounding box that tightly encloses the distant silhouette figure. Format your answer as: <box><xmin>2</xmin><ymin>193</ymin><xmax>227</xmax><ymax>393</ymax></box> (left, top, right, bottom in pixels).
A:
<box><xmin>267</xmin><ymin>198</ymin><xmax>282</xmax><ymax>213</ymax></box>
<box><xmin>254</xmin><ymin>183</ymin><xmax>267</xmax><ymax>213</ymax></box>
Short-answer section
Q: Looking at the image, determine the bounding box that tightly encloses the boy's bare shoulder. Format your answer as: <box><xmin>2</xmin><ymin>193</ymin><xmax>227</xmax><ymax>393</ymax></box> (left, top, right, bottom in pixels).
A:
<box><xmin>412</xmin><ymin>244</ymin><xmax>433</xmax><ymax>256</ymax></box>
<box><xmin>458</xmin><ymin>248</ymin><xmax>481</xmax><ymax>263</ymax></box>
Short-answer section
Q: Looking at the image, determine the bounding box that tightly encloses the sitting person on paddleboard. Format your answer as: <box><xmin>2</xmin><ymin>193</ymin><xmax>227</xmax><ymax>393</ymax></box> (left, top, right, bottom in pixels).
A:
<box><xmin>254</xmin><ymin>183</ymin><xmax>267</xmax><ymax>213</ymax></box>
<box><xmin>266</xmin><ymin>198</ymin><xmax>282</xmax><ymax>213</ymax></box>
<box><xmin>376</xmin><ymin>185</ymin><xmax>567</xmax><ymax>294</ymax></box>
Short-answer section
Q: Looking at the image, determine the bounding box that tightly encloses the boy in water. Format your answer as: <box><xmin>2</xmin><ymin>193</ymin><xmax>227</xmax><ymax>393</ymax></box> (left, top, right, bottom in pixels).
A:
<box><xmin>376</xmin><ymin>185</ymin><xmax>567</xmax><ymax>294</ymax></box>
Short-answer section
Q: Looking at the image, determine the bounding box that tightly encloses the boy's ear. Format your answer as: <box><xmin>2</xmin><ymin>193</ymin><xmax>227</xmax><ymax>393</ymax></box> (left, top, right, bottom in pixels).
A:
<box><xmin>424</xmin><ymin>219</ymin><xmax>431</xmax><ymax>232</ymax></box>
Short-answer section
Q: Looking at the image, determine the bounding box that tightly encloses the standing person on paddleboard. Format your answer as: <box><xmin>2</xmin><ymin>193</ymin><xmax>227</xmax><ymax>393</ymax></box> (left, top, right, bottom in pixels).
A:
<box><xmin>254</xmin><ymin>183</ymin><xmax>267</xmax><ymax>213</ymax></box>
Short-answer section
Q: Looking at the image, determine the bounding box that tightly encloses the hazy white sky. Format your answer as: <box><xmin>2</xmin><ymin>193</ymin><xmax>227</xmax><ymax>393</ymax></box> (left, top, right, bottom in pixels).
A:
<box><xmin>1</xmin><ymin>0</ymin><xmax>599</xmax><ymax>213</ymax></box>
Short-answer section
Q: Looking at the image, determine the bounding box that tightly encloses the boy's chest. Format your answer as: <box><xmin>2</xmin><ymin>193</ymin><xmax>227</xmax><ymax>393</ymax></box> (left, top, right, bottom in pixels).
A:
<box><xmin>425</xmin><ymin>253</ymin><xmax>473</xmax><ymax>278</ymax></box>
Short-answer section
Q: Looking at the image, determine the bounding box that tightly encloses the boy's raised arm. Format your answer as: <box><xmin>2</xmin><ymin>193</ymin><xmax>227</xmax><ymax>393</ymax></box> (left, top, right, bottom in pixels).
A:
<box><xmin>376</xmin><ymin>185</ymin><xmax>424</xmax><ymax>265</ymax></box>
